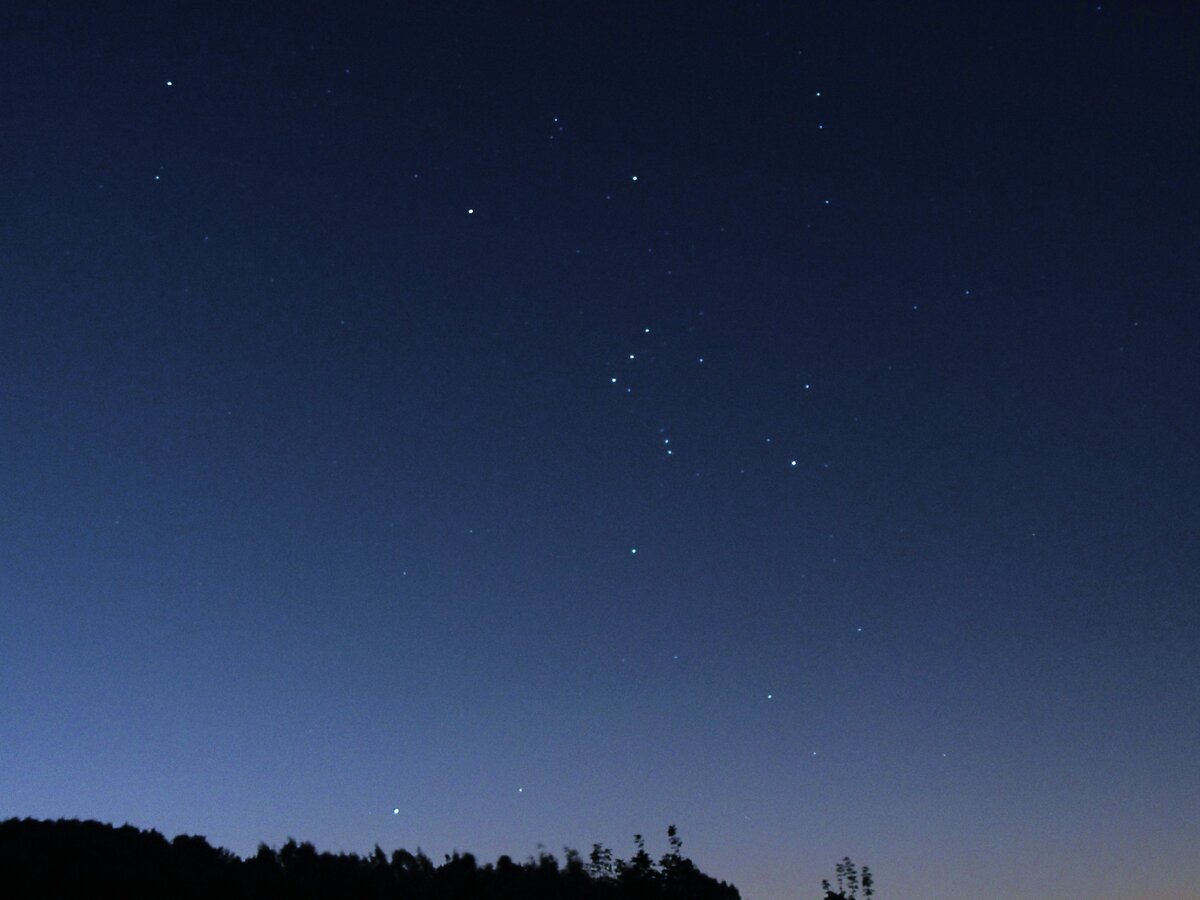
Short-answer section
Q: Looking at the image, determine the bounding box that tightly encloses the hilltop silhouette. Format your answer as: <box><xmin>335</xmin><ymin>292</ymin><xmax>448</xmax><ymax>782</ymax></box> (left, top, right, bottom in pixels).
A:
<box><xmin>0</xmin><ymin>818</ymin><xmax>748</xmax><ymax>900</ymax></box>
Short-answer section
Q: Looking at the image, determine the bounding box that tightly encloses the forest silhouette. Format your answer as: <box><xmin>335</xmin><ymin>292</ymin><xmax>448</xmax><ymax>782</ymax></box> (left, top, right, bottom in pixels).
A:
<box><xmin>0</xmin><ymin>818</ymin><xmax>872</xmax><ymax>899</ymax></box>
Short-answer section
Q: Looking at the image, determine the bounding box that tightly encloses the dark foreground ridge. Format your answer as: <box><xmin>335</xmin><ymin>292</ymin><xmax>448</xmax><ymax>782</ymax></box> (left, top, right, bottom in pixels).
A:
<box><xmin>0</xmin><ymin>818</ymin><xmax>744</xmax><ymax>900</ymax></box>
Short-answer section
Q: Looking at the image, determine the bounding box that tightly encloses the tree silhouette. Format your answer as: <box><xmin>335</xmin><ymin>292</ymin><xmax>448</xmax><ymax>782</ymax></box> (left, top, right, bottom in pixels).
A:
<box><xmin>588</xmin><ymin>842</ymin><xmax>617</xmax><ymax>881</ymax></box>
<box><xmin>0</xmin><ymin>818</ymin><xmax>741</xmax><ymax>900</ymax></box>
<box><xmin>819</xmin><ymin>856</ymin><xmax>875</xmax><ymax>900</ymax></box>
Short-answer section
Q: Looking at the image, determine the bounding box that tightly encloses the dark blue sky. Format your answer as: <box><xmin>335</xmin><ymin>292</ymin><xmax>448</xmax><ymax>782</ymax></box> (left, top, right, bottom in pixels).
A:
<box><xmin>2</xmin><ymin>3</ymin><xmax>1198</xmax><ymax>898</ymax></box>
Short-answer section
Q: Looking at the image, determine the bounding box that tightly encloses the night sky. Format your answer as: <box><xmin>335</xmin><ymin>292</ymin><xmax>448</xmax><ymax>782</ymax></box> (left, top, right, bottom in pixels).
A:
<box><xmin>3</xmin><ymin>3</ymin><xmax>1198</xmax><ymax>899</ymax></box>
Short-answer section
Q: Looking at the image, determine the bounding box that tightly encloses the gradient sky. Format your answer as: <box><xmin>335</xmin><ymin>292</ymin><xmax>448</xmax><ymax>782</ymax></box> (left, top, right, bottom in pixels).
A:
<box><xmin>2</xmin><ymin>3</ymin><xmax>1198</xmax><ymax>899</ymax></box>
